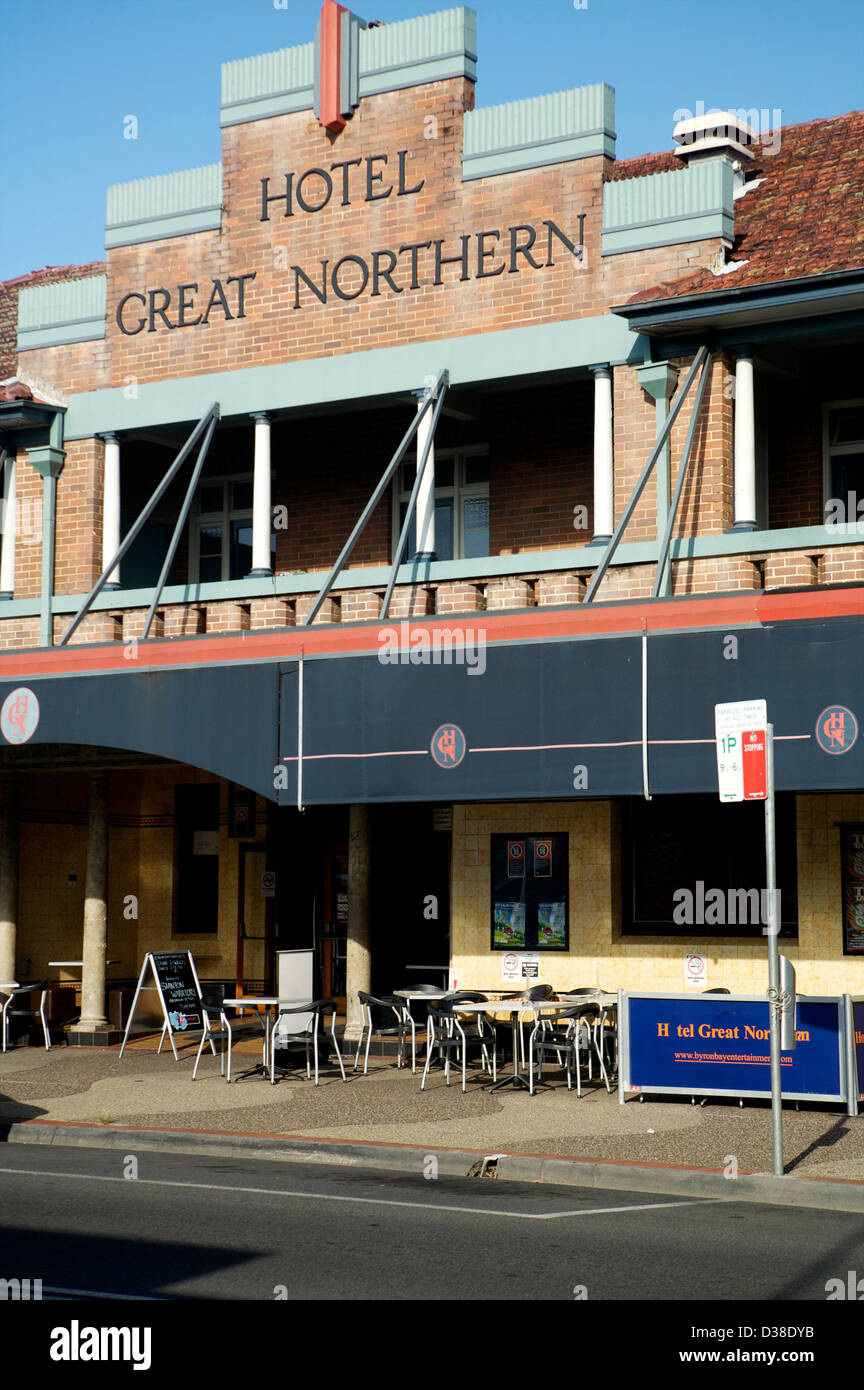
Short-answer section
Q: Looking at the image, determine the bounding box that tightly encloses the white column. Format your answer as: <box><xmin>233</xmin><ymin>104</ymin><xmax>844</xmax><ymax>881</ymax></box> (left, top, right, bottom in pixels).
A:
<box><xmin>415</xmin><ymin>395</ymin><xmax>436</xmax><ymax>559</ymax></box>
<box><xmin>70</xmin><ymin>774</ymin><xmax>109</xmax><ymax>1035</ymax></box>
<box><xmin>733</xmin><ymin>350</ymin><xmax>757</xmax><ymax>531</ymax></box>
<box><xmin>101</xmin><ymin>433</ymin><xmax>121</xmax><ymax>589</ymax></box>
<box><xmin>249</xmin><ymin>412</ymin><xmax>273</xmax><ymax>576</ymax></box>
<box><xmin>0</xmin><ymin>452</ymin><xmax>16</xmax><ymax>598</ymax></box>
<box><xmin>590</xmin><ymin>366</ymin><xmax>614</xmax><ymax>543</ymax></box>
<box><xmin>343</xmin><ymin>803</ymin><xmax>371</xmax><ymax>1042</ymax></box>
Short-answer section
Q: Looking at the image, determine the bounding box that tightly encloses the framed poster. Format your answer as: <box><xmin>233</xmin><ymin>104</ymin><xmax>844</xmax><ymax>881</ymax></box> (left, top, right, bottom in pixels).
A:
<box><xmin>841</xmin><ymin>824</ymin><xmax>864</xmax><ymax>955</ymax></box>
<box><xmin>490</xmin><ymin>833</ymin><xmax>568</xmax><ymax>951</ymax></box>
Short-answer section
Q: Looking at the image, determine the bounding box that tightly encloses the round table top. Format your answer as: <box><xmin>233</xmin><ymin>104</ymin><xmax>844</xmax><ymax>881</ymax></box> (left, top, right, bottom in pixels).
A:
<box><xmin>222</xmin><ymin>997</ymin><xmax>312</xmax><ymax>1009</ymax></box>
<box><xmin>444</xmin><ymin>995</ymin><xmax>618</xmax><ymax>1021</ymax></box>
<box><xmin>49</xmin><ymin>960</ymin><xmax>123</xmax><ymax>967</ymax></box>
<box><xmin>393</xmin><ymin>989</ymin><xmax>451</xmax><ymax>1003</ymax></box>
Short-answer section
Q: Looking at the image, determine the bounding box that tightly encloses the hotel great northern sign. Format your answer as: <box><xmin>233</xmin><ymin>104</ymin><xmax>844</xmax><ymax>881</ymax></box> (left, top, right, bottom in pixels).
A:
<box><xmin>114</xmin><ymin>147</ymin><xmax>586</xmax><ymax>334</ymax></box>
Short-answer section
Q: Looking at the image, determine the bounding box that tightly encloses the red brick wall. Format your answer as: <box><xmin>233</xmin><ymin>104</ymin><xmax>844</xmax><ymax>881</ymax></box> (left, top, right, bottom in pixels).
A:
<box><xmin>0</xmin><ymin>262</ymin><xmax>104</xmax><ymax>380</ymax></box>
<box><xmin>17</xmin><ymin>82</ymin><xmax>726</xmax><ymax>398</ymax></box>
<box><xmin>54</xmin><ymin>438</ymin><xmax>103</xmax><ymax>595</ymax></box>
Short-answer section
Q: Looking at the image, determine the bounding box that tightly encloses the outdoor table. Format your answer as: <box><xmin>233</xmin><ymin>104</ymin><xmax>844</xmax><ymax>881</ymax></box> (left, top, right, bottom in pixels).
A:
<box><xmin>393</xmin><ymin>989</ymin><xmax>532</xmax><ymax>1074</ymax></box>
<box><xmin>444</xmin><ymin>997</ymin><xmax>564</xmax><ymax>1092</ymax></box>
<box><xmin>393</xmin><ymin>988</ymin><xmax>448</xmax><ymax>1071</ymax></box>
<box><xmin>222</xmin><ymin>997</ymin><xmax>311</xmax><ymax>1081</ymax></box>
<box><xmin>448</xmin><ymin>995</ymin><xmax>618</xmax><ymax>1093</ymax></box>
<box><xmin>48</xmin><ymin>960</ymin><xmax>123</xmax><ymax>968</ymax></box>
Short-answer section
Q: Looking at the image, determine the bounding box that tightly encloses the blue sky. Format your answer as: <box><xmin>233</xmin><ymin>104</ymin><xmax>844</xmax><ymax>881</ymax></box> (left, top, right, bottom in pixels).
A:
<box><xmin>1</xmin><ymin>0</ymin><xmax>861</xmax><ymax>280</ymax></box>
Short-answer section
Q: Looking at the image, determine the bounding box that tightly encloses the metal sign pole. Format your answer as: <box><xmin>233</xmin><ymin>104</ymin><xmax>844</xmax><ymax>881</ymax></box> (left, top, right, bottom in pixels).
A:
<box><xmin>764</xmin><ymin>724</ymin><xmax>784</xmax><ymax>1176</ymax></box>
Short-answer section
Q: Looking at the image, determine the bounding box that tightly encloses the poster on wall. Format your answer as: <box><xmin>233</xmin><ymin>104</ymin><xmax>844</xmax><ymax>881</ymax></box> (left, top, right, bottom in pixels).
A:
<box><xmin>537</xmin><ymin>903</ymin><xmax>566</xmax><ymax>948</ymax></box>
<box><xmin>491</xmin><ymin>833</ymin><xmax>568</xmax><ymax>951</ymax></box>
<box><xmin>493</xmin><ymin>902</ymin><xmax>526</xmax><ymax>947</ymax></box>
<box><xmin>842</xmin><ymin>824</ymin><xmax>864</xmax><ymax>955</ymax></box>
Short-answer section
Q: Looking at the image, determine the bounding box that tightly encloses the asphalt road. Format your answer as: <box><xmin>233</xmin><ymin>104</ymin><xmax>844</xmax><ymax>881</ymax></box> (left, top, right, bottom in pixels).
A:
<box><xmin>1</xmin><ymin>1143</ymin><xmax>864</xmax><ymax>1306</ymax></box>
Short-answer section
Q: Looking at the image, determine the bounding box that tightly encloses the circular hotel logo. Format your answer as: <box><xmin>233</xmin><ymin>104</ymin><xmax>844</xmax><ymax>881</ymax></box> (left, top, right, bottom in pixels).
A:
<box><xmin>815</xmin><ymin>705</ymin><xmax>858</xmax><ymax>755</ymax></box>
<box><xmin>430</xmin><ymin>723</ymin><xmax>466</xmax><ymax>769</ymax></box>
<box><xmin>1</xmin><ymin>688</ymin><xmax>40</xmax><ymax>744</ymax></box>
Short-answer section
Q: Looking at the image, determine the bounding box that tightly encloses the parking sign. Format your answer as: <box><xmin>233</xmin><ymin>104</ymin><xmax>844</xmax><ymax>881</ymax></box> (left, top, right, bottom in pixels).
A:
<box><xmin>715</xmin><ymin>700</ymin><xmax>767</xmax><ymax>802</ymax></box>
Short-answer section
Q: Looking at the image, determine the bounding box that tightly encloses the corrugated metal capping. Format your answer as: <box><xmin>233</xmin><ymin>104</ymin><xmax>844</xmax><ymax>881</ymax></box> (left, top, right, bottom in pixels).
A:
<box><xmin>359</xmin><ymin>6</ymin><xmax>477</xmax><ymax>73</ymax></box>
<box><xmin>221</xmin><ymin>41</ymin><xmax>314</xmax><ymax>106</ymax></box>
<box><xmin>106</xmin><ymin>164</ymin><xmax>223</xmax><ymax>228</ymax></box>
<box><xmin>464</xmin><ymin>84</ymin><xmax>614</xmax><ymax>158</ymax></box>
<box><xmin>221</xmin><ymin>6</ymin><xmax>475</xmax><ymax>110</ymax></box>
<box><xmin>17</xmin><ymin>275</ymin><xmax>106</xmax><ymax>331</ymax></box>
<box><xmin>603</xmin><ymin>160</ymin><xmax>731</xmax><ymax>229</ymax></box>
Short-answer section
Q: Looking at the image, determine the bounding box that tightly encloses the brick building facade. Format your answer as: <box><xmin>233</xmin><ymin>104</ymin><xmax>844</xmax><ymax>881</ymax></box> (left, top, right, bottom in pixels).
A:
<box><xmin>0</xmin><ymin>3</ymin><xmax>862</xmax><ymax>1042</ymax></box>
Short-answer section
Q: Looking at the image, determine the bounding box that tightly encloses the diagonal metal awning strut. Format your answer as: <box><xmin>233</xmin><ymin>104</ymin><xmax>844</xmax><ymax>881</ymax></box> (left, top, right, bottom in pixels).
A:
<box><xmin>379</xmin><ymin>377</ymin><xmax>449</xmax><ymax>621</ymax></box>
<box><xmin>302</xmin><ymin>370</ymin><xmax>448</xmax><ymax>628</ymax></box>
<box><xmin>140</xmin><ymin>410</ymin><xmax>219</xmax><ymax>640</ymax></box>
<box><xmin>583</xmin><ymin>346</ymin><xmax>709</xmax><ymax>604</ymax></box>
<box><xmin>652</xmin><ymin>351</ymin><xmax>713</xmax><ymax>599</ymax></box>
<box><xmin>59</xmin><ymin>402</ymin><xmax>220</xmax><ymax>647</ymax></box>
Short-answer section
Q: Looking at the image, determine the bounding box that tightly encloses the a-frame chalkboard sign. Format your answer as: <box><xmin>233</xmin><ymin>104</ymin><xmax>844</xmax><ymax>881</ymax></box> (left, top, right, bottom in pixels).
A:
<box><xmin>119</xmin><ymin>950</ymin><xmax>215</xmax><ymax>1061</ymax></box>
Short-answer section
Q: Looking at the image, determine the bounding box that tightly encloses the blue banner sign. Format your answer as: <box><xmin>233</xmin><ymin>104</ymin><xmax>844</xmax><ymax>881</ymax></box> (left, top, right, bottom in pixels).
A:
<box><xmin>621</xmin><ymin>993</ymin><xmax>847</xmax><ymax>1103</ymax></box>
<box><xmin>852</xmin><ymin>999</ymin><xmax>864</xmax><ymax>1103</ymax></box>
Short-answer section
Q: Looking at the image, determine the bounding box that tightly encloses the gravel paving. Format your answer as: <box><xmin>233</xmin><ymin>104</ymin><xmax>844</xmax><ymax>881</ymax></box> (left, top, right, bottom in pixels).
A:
<box><xmin>2</xmin><ymin>1044</ymin><xmax>863</xmax><ymax>1180</ymax></box>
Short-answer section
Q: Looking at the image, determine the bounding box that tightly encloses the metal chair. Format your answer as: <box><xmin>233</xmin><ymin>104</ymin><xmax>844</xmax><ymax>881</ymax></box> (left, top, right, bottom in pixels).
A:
<box><xmin>192</xmin><ymin>1002</ymin><xmax>266</xmax><ymax>1082</ymax></box>
<box><xmin>398</xmin><ymin>983</ymin><xmax>446</xmax><ymax>1071</ymax></box>
<box><xmin>518</xmin><ymin>984</ymin><xmax>557</xmax><ymax>1063</ymax></box>
<box><xmin>270</xmin><ymin>999</ymin><xmax>346</xmax><ymax>1086</ymax></box>
<box><xmin>1</xmin><ymin>981</ymin><xmax>51</xmax><ymax>1052</ymax></box>
<box><xmin>420</xmin><ymin>996</ymin><xmax>497</xmax><ymax>1092</ymax></box>
<box><xmin>354</xmin><ymin>992</ymin><xmax>412</xmax><ymax>1074</ymax></box>
<box><xmin>594</xmin><ymin>1002</ymin><xmax>617</xmax><ymax>1088</ymax></box>
<box><xmin>528</xmin><ymin>1003</ymin><xmax>598</xmax><ymax>1096</ymax></box>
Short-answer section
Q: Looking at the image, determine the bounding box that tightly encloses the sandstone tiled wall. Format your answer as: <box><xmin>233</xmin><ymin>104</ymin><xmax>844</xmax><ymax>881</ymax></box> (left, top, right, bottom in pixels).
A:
<box><xmin>450</xmin><ymin>796</ymin><xmax>864</xmax><ymax>996</ymax></box>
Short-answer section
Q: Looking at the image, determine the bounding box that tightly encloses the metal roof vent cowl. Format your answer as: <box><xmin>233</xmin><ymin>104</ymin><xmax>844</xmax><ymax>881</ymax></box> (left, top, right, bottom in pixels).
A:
<box><xmin>673</xmin><ymin>110</ymin><xmax>757</xmax><ymax>189</ymax></box>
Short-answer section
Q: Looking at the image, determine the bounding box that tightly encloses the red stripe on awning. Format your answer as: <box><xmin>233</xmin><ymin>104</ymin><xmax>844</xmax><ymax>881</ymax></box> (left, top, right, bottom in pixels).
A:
<box><xmin>0</xmin><ymin>585</ymin><xmax>861</xmax><ymax>682</ymax></box>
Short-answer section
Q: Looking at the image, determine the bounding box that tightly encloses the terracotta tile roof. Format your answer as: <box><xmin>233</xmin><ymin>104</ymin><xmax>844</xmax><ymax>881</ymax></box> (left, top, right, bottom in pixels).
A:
<box><xmin>621</xmin><ymin>111</ymin><xmax>864</xmax><ymax>307</ymax></box>
<box><xmin>0</xmin><ymin>379</ymin><xmax>34</xmax><ymax>403</ymax></box>
<box><xmin>0</xmin><ymin>261</ymin><xmax>105</xmax><ymax>378</ymax></box>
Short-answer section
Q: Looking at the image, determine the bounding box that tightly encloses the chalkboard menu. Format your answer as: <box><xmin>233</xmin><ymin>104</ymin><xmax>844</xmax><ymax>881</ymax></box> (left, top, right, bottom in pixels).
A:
<box><xmin>151</xmin><ymin>951</ymin><xmax>204</xmax><ymax>1031</ymax></box>
<box><xmin>120</xmin><ymin>950</ymin><xmax>209</xmax><ymax>1062</ymax></box>
<box><xmin>842</xmin><ymin>825</ymin><xmax>864</xmax><ymax>955</ymax></box>
<box><xmin>490</xmin><ymin>833</ymin><xmax>568</xmax><ymax>951</ymax></box>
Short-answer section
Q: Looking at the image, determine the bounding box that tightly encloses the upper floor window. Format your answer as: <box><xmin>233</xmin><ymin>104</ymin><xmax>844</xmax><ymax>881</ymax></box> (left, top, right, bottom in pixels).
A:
<box><xmin>824</xmin><ymin>401</ymin><xmax>864</xmax><ymax>508</ymax></box>
<box><xmin>190</xmin><ymin>475</ymin><xmax>274</xmax><ymax>583</ymax></box>
<box><xmin>393</xmin><ymin>447</ymin><xmax>489</xmax><ymax>562</ymax></box>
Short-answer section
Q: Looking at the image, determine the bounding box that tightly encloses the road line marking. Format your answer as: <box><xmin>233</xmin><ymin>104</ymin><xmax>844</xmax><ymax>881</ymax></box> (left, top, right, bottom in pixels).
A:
<box><xmin>0</xmin><ymin>1166</ymin><xmax>713</xmax><ymax>1221</ymax></box>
